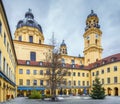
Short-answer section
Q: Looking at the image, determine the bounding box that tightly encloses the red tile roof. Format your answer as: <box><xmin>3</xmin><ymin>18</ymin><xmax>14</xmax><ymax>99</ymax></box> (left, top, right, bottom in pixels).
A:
<box><xmin>87</xmin><ymin>53</ymin><xmax>120</xmax><ymax>69</ymax></box>
<box><xmin>17</xmin><ymin>53</ymin><xmax>120</xmax><ymax>70</ymax></box>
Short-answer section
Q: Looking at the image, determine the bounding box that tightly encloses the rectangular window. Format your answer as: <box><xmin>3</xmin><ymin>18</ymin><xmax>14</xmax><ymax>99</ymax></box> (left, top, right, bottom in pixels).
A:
<box><xmin>78</xmin><ymin>72</ymin><xmax>80</xmax><ymax>76</ymax></box>
<box><xmin>71</xmin><ymin>60</ymin><xmax>75</xmax><ymax>64</ymax></box>
<box><xmin>78</xmin><ymin>81</ymin><xmax>80</xmax><ymax>86</ymax></box>
<box><xmin>26</xmin><ymin>80</ymin><xmax>30</xmax><ymax>85</ymax></box>
<box><xmin>30</xmin><ymin>52</ymin><xmax>36</xmax><ymax>61</ymax></box>
<box><xmin>83</xmin><ymin>81</ymin><xmax>85</xmax><ymax>86</ymax></box>
<box><xmin>40</xmin><ymin>70</ymin><xmax>43</xmax><ymax>75</ymax></box>
<box><xmin>0</xmin><ymin>51</ymin><xmax>1</xmax><ymax>67</ymax></box>
<box><xmin>68</xmin><ymin>72</ymin><xmax>71</xmax><ymax>76</ymax></box>
<box><xmin>7</xmin><ymin>42</ymin><xmax>9</xmax><ymax>52</ymax></box>
<box><xmin>92</xmin><ymin>72</ymin><xmax>94</xmax><ymax>76</ymax></box>
<box><xmin>19</xmin><ymin>69</ymin><xmax>23</xmax><ymax>74</ymax></box>
<box><xmin>114</xmin><ymin>77</ymin><xmax>118</xmax><ymax>83</ymax></box>
<box><xmin>114</xmin><ymin>66</ymin><xmax>117</xmax><ymax>71</ymax></box>
<box><xmin>96</xmin><ymin>71</ymin><xmax>99</xmax><ymax>76</ymax></box>
<box><xmin>63</xmin><ymin>80</ymin><xmax>66</xmax><ymax>86</ymax></box>
<box><xmin>68</xmin><ymin>81</ymin><xmax>71</xmax><ymax>86</ymax></box>
<box><xmin>102</xmin><ymin>79</ymin><xmax>104</xmax><ymax>84</ymax></box>
<box><xmin>46</xmin><ymin>70</ymin><xmax>50</xmax><ymax>75</ymax></box>
<box><xmin>33</xmin><ymin>80</ymin><xmax>37</xmax><ymax>85</ymax></box>
<box><xmin>29</xmin><ymin>36</ymin><xmax>33</xmax><ymax>43</ymax></box>
<box><xmin>19</xmin><ymin>79</ymin><xmax>23</xmax><ymax>85</ymax></box>
<box><xmin>107</xmin><ymin>67</ymin><xmax>110</xmax><ymax>73</ymax></box>
<box><xmin>40</xmin><ymin>80</ymin><xmax>43</xmax><ymax>86</ymax></box>
<box><xmin>101</xmin><ymin>70</ymin><xmax>104</xmax><ymax>74</ymax></box>
<box><xmin>87</xmin><ymin>81</ymin><xmax>89</xmax><ymax>86</ymax></box>
<box><xmin>0</xmin><ymin>21</ymin><xmax>2</xmax><ymax>34</ymax></box>
<box><xmin>3</xmin><ymin>58</ymin><xmax>5</xmax><ymax>73</ymax></box>
<box><xmin>26</xmin><ymin>70</ymin><xmax>30</xmax><ymax>74</ymax></box>
<box><xmin>33</xmin><ymin>70</ymin><xmax>37</xmax><ymax>75</ymax></box>
<box><xmin>82</xmin><ymin>73</ymin><xmax>85</xmax><ymax>77</ymax></box>
<box><xmin>6</xmin><ymin>63</ymin><xmax>8</xmax><ymax>76</ymax></box>
<box><xmin>107</xmin><ymin>78</ymin><xmax>110</xmax><ymax>84</ymax></box>
<box><xmin>86</xmin><ymin>73</ymin><xmax>89</xmax><ymax>77</ymax></box>
<box><xmin>4</xmin><ymin>33</ymin><xmax>6</xmax><ymax>46</ymax></box>
<box><xmin>74</xmin><ymin>81</ymin><xmax>76</xmax><ymax>86</ymax></box>
<box><xmin>73</xmin><ymin>72</ymin><xmax>76</xmax><ymax>76</ymax></box>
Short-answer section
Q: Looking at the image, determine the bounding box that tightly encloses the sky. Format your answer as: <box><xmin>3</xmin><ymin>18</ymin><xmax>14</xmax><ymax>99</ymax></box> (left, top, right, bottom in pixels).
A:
<box><xmin>2</xmin><ymin>0</ymin><xmax>120</xmax><ymax>58</ymax></box>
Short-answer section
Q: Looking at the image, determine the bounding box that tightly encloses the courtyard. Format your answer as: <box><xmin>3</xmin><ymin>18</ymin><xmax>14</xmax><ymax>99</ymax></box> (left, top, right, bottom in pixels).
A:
<box><xmin>0</xmin><ymin>96</ymin><xmax>120</xmax><ymax>104</ymax></box>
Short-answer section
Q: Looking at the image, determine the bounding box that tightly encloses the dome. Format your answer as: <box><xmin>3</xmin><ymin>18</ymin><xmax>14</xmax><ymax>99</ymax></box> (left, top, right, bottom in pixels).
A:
<box><xmin>16</xmin><ymin>9</ymin><xmax>43</xmax><ymax>33</ymax></box>
<box><xmin>85</xmin><ymin>10</ymin><xmax>100</xmax><ymax>31</ymax></box>
<box><xmin>87</xmin><ymin>10</ymin><xmax>97</xmax><ymax>18</ymax></box>
<box><xmin>61</xmin><ymin>40</ymin><xmax>66</xmax><ymax>47</ymax></box>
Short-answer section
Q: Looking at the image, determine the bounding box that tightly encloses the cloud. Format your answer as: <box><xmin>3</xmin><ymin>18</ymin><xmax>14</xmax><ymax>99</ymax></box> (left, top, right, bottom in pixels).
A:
<box><xmin>2</xmin><ymin>0</ymin><xmax>120</xmax><ymax>58</ymax></box>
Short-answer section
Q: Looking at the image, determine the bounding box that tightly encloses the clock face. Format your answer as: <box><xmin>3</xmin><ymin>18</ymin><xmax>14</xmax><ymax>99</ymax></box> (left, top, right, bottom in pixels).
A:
<box><xmin>96</xmin><ymin>34</ymin><xmax>99</xmax><ymax>38</ymax></box>
<box><xmin>86</xmin><ymin>36</ymin><xmax>90</xmax><ymax>40</ymax></box>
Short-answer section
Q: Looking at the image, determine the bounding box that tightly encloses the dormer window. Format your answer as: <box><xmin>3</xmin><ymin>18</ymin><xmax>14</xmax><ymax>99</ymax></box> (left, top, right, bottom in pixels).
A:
<box><xmin>62</xmin><ymin>64</ymin><xmax>65</xmax><ymax>67</ymax></box>
<box><xmin>94</xmin><ymin>63</ymin><xmax>99</xmax><ymax>67</ymax></box>
<box><xmin>39</xmin><ymin>61</ymin><xmax>43</xmax><ymax>66</ymax></box>
<box><xmin>26</xmin><ymin>60</ymin><xmax>30</xmax><ymax>65</ymax></box>
<box><xmin>102</xmin><ymin>60</ymin><xmax>106</xmax><ymax>65</ymax></box>
<box><xmin>111</xmin><ymin>57</ymin><xmax>116</xmax><ymax>62</ymax></box>
<box><xmin>72</xmin><ymin>64</ymin><xmax>75</xmax><ymax>68</ymax></box>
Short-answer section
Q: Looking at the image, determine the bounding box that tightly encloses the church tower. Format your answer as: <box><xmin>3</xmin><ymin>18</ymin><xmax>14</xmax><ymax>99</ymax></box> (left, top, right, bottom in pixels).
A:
<box><xmin>60</xmin><ymin>40</ymin><xmax>67</xmax><ymax>55</ymax></box>
<box><xmin>14</xmin><ymin>9</ymin><xmax>44</xmax><ymax>44</ymax></box>
<box><xmin>83</xmin><ymin>10</ymin><xmax>103</xmax><ymax>65</ymax></box>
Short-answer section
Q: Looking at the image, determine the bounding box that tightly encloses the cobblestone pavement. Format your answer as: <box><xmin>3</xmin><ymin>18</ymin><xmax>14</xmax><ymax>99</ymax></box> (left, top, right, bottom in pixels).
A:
<box><xmin>0</xmin><ymin>96</ymin><xmax>120</xmax><ymax>104</ymax></box>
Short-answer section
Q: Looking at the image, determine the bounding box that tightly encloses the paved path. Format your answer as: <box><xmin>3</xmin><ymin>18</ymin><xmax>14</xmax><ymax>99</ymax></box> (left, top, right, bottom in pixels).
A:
<box><xmin>0</xmin><ymin>96</ymin><xmax>120</xmax><ymax>104</ymax></box>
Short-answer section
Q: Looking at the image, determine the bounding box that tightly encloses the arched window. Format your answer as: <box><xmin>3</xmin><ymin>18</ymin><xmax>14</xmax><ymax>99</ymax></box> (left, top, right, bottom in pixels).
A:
<box><xmin>19</xmin><ymin>36</ymin><xmax>22</xmax><ymax>41</ymax></box>
<box><xmin>29</xmin><ymin>36</ymin><xmax>33</xmax><ymax>43</ymax></box>
<box><xmin>39</xmin><ymin>40</ymin><xmax>41</xmax><ymax>44</ymax></box>
<box><xmin>95</xmin><ymin>39</ymin><xmax>98</xmax><ymax>45</ymax></box>
<box><xmin>87</xmin><ymin>40</ymin><xmax>89</xmax><ymax>46</ymax></box>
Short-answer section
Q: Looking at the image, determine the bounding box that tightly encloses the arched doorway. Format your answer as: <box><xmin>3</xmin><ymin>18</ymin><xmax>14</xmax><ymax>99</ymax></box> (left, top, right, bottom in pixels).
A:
<box><xmin>78</xmin><ymin>89</ymin><xmax>82</xmax><ymax>95</ymax></box>
<box><xmin>107</xmin><ymin>87</ymin><xmax>112</xmax><ymax>96</ymax></box>
<box><xmin>114</xmin><ymin>87</ymin><xmax>118</xmax><ymax>96</ymax></box>
<box><xmin>63</xmin><ymin>89</ymin><xmax>67</xmax><ymax>95</ymax></box>
<box><xmin>46</xmin><ymin>90</ymin><xmax>50</xmax><ymax>95</ymax></box>
<box><xmin>68</xmin><ymin>89</ymin><xmax>72</xmax><ymax>95</ymax></box>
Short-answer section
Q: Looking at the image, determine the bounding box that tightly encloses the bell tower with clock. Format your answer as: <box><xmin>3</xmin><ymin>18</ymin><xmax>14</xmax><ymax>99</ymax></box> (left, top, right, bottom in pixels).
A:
<box><xmin>83</xmin><ymin>10</ymin><xmax>103</xmax><ymax>65</ymax></box>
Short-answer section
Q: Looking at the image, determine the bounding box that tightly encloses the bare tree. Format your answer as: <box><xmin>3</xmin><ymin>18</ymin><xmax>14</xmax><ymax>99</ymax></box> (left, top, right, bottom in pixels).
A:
<box><xmin>44</xmin><ymin>34</ymin><xmax>67</xmax><ymax>101</ymax></box>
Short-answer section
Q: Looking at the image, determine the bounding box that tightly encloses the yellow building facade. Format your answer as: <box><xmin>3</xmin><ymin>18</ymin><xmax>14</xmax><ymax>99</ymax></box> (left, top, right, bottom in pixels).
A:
<box><xmin>0</xmin><ymin>1</ymin><xmax>17</xmax><ymax>102</ymax></box>
<box><xmin>0</xmin><ymin>1</ymin><xmax>120</xmax><ymax>102</ymax></box>
<box><xmin>13</xmin><ymin>9</ymin><xmax>120</xmax><ymax>97</ymax></box>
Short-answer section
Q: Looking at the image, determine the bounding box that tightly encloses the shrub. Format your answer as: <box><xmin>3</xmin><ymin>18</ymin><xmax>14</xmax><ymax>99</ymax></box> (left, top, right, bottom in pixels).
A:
<box><xmin>29</xmin><ymin>90</ymin><xmax>42</xmax><ymax>99</ymax></box>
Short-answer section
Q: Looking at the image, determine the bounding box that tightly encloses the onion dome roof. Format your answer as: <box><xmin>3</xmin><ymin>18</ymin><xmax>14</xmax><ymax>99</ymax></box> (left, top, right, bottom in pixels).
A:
<box><xmin>61</xmin><ymin>40</ymin><xmax>66</xmax><ymax>46</ymax></box>
<box><xmin>87</xmin><ymin>10</ymin><xmax>97</xmax><ymax>18</ymax></box>
<box><xmin>16</xmin><ymin>9</ymin><xmax>43</xmax><ymax>33</ymax></box>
